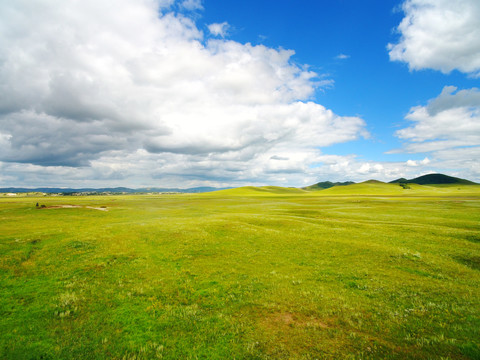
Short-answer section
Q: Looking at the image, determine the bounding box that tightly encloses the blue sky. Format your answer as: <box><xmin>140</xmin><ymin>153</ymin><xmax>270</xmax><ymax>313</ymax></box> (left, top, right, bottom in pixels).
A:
<box><xmin>200</xmin><ymin>0</ymin><xmax>477</xmax><ymax>161</ymax></box>
<box><xmin>0</xmin><ymin>0</ymin><xmax>479</xmax><ymax>187</ymax></box>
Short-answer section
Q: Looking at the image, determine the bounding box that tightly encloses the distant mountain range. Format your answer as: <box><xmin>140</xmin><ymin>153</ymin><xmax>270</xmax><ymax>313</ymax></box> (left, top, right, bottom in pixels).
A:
<box><xmin>0</xmin><ymin>186</ymin><xmax>226</xmax><ymax>194</ymax></box>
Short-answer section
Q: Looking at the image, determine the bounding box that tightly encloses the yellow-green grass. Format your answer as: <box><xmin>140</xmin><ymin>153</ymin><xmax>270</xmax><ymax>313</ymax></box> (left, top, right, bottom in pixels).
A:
<box><xmin>1</xmin><ymin>186</ymin><xmax>479</xmax><ymax>359</ymax></box>
<box><xmin>312</xmin><ymin>181</ymin><xmax>480</xmax><ymax>196</ymax></box>
<box><xmin>212</xmin><ymin>186</ymin><xmax>308</xmax><ymax>196</ymax></box>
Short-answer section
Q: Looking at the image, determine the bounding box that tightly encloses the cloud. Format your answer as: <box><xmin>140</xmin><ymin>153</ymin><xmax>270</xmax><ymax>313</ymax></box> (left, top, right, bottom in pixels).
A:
<box><xmin>0</xmin><ymin>0</ymin><xmax>368</xmax><ymax>187</ymax></box>
<box><xmin>0</xmin><ymin>111</ymin><xmax>133</xmax><ymax>166</ymax></box>
<box><xmin>270</xmin><ymin>155</ymin><xmax>289</xmax><ymax>161</ymax></box>
<box><xmin>0</xmin><ymin>148</ymin><xmax>451</xmax><ymax>188</ymax></box>
<box><xmin>308</xmin><ymin>154</ymin><xmax>435</xmax><ymax>183</ymax></box>
<box><xmin>180</xmin><ymin>0</ymin><xmax>203</xmax><ymax>11</ymax></box>
<box><xmin>406</xmin><ymin>158</ymin><xmax>430</xmax><ymax>167</ymax></box>
<box><xmin>207</xmin><ymin>22</ymin><xmax>230</xmax><ymax>37</ymax></box>
<box><xmin>335</xmin><ymin>54</ymin><xmax>350</xmax><ymax>60</ymax></box>
<box><xmin>392</xmin><ymin>86</ymin><xmax>480</xmax><ymax>179</ymax></box>
<box><xmin>396</xmin><ymin>86</ymin><xmax>480</xmax><ymax>150</ymax></box>
<box><xmin>388</xmin><ymin>0</ymin><xmax>480</xmax><ymax>76</ymax></box>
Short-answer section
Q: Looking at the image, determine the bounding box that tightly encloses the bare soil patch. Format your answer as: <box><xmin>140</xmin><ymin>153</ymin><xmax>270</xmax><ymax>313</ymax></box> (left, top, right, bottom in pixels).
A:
<box><xmin>262</xmin><ymin>311</ymin><xmax>330</xmax><ymax>330</ymax></box>
<box><xmin>39</xmin><ymin>205</ymin><xmax>108</xmax><ymax>211</ymax></box>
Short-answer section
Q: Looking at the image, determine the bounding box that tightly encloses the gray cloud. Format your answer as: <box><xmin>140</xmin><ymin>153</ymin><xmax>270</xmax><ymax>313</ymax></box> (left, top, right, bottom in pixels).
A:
<box><xmin>0</xmin><ymin>110</ymin><xmax>139</xmax><ymax>166</ymax></box>
<box><xmin>270</xmin><ymin>155</ymin><xmax>289</xmax><ymax>161</ymax></box>
<box><xmin>428</xmin><ymin>86</ymin><xmax>480</xmax><ymax>115</ymax></box>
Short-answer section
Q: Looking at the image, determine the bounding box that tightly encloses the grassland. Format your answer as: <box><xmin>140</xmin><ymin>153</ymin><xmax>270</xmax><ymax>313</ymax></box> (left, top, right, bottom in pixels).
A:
<box><xmin>1</xmin><ymin>183</ymin><xmax>480</xmax><ymax>359</ymax></box>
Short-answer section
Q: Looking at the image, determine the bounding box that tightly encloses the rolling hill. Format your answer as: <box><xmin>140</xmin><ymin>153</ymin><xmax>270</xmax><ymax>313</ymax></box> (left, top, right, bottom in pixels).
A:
<box><xmin>210</xmin><ymin>186</ymin><xmax>308</xmax><ymax>196</ymax></box>
<box><xmin>389</xmin><ymin>173</ymin><xmax>478</xmax><ymax>185</ymax></box>
<box><xmin>303</xmin><ymin>174</ymin><xmax>480</xmax><ymax>195</ymax></box>
<box><xmin>305</xmin><ymin>173</ymin><xmax>478</xmax><ymax>192</ymax></box>
<box><xmin>302</xmin><ymin>181</ymin><xmax>354</xmax><ymax>190</ymax></box>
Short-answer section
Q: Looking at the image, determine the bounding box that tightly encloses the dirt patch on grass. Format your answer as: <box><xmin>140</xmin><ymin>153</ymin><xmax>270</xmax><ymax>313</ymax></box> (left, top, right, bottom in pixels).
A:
<box><xmin>260</xmin><ymin>311</ymin><xmax>411</xmax><ymax>358</ymax></box>
<box><xmin>262</xmin><ymin>311</ymin><xmax>330</xmax><ymax>330</ymax></box>
<box><xmin>39</xmin><ymin>205</ymin><xmax>108</xmax><ymax>211</ymax></box>
<box><xmin>256</xmin><ymin>311</ymin><xmax>338</xmax><ymax>358</ymax></box>
<box><xmin>45</xmin><ymin>205</ymin><xmax>81</xmax><ymax>209</ymax></box>
<box><xmin>86</xmin><ymin>206</ymin><xmax>108</xmax><ymax>211</ymax></box>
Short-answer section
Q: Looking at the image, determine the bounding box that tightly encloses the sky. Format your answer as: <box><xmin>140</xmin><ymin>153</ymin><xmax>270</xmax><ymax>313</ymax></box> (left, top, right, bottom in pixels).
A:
<box><xmin>0</xmin><ymin>0</ymin><xmax>479</xmax><ymax>188</ymax></box>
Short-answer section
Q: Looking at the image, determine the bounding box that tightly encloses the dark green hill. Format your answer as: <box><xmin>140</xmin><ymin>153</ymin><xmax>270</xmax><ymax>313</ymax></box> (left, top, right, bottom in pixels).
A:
<box><xmin>389</xmin><ymin>173</ymin><xmax>477</xmax><ymax>185</ymax></box>
<box><xmin>390</xmin><ymin>178</ymin><xmax>408</xmax><ymax>184</ymax></box>
<box><xmin>303</xmin><ymin>181</ymin><xmax>355</xmax><ymax>191</ymax></box>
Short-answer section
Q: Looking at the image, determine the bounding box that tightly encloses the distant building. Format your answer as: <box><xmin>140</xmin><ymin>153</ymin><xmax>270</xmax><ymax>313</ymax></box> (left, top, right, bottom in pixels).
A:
<box><xmin>6</xmin><ymin>193</ymin><xmax>17</xmax><ymax>196</ymax></box>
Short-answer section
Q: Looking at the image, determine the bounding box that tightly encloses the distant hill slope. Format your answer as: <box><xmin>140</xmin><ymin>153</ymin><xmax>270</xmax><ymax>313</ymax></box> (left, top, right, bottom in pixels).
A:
<box><xmin>362</xmin><ymin>180</ymin><xmax>385</xmax><ymax>184</ymax></box>
<box><xmin>389</xmin><ymin>173</ymin><xmax>477</xmax><ymax>185</ymax></box>
<box><xmin>312</xmin><ymin>181</ymin><xmax>480</xmax><ymax>196</ymax></box>
<box><xmin>317</xmin><ymin>181</ymin><xmax>411</xmax><ymax>195</ymax></box>
<box><xmin>211</xmin><ymin>186</ymin><xmax>307</xmax><ymax>196</ymax></box>
<box><xmin>303</xmin><ymin>181</ymin><xmax>355</xmax><ymax>191</ymax></box>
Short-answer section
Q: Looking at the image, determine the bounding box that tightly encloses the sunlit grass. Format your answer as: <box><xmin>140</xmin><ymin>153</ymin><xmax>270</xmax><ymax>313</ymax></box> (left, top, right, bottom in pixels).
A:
<box><xmin>1</xmin><ymin>186</ymin><xmax>480</xmax><ymax>359</ymax></box>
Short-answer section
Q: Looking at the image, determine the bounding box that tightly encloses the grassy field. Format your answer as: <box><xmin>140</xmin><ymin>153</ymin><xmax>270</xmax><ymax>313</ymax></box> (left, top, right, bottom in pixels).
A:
<box><xmin>1</xmin><ymin>184</ymin><xmax>480</xmax><ymax>359</ymax></box>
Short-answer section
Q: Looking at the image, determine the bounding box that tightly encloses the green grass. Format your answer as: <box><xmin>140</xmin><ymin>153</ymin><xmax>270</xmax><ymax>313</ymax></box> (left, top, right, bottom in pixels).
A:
<box><xmin>1</xmin><ymin>185</ymin><xmax>480</xmax><ymax>359</ymax></box>
<box><xmin>213</xmin><ymin>186</ymin><xmax>308</xmax><ymax>196</ymax></box>
<box><xmin>313</xmin><ymin>182</ymin><xmax>480</xmax><ymax>196</ymax></box>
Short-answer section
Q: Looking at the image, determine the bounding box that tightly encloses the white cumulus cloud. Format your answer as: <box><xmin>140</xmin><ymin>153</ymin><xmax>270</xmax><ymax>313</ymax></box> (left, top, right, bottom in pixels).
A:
<box><xmin>0</xmin><ymin>0</ymin><xmax>367</xmax><ymax>187</ymax></box>
<box><xmin>396</xmin><ymin>86</ymin><xmax>480</xmax><ymax>151</ymax></box>
<box><xmin>388</xmin><ymin>0</ymin><xmax>480</xmax><ymax>76</ymax></box>
<box><xmin>406</xmin><ymin>158</ymin><xmax>430</xmax><ymax>167</ymax></box>
<box><xmin>392</xmin><ymin>86</ymin><xmax>480</xmax><ymax>180</ymax></box>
